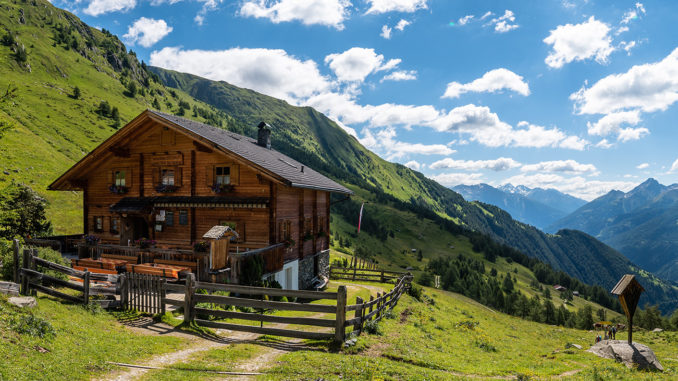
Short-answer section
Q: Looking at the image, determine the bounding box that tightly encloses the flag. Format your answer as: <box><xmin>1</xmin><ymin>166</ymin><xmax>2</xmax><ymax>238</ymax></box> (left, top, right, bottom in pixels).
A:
<box><xmin>357</xmin><ymin>202</ymin><xmax>364</xmax><ymax>234</ymax></box>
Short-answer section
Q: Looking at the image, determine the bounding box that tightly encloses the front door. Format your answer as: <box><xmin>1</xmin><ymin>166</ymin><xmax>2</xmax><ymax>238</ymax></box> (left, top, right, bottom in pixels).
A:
<box><xmin>120</xmin><ymin>216</ymin><xmax>149</xmax><ymax>245</ymax></box>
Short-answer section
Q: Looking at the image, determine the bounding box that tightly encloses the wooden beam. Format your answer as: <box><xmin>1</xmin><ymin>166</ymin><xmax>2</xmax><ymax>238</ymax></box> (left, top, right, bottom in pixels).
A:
<box><xmin>195</xmin><ymin>319</ymin><xmax>333</xmax><ymax>340</ymax></box>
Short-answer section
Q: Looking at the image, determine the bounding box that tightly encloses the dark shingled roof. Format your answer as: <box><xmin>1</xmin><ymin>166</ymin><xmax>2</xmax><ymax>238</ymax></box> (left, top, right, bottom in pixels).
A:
<box><xmin>611</xmin><ymin>274</ymin><xmax>644</xmax><ymax>295</ymax></box>
<box><xmin>149</xmin><ymin>110</ymin><xmax>352</xmax><ymax>194</ymax></box>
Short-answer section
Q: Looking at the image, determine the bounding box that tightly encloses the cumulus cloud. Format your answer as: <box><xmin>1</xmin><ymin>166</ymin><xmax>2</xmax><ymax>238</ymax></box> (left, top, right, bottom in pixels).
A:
<box><xmin>404</xmin><ymin>160</ymin><xmax>422</xmax><ymax>170</ymax></box>
<box><xmin>442</xmin><ymin>68</ymin><xmax>529</xmax><ymax>99</ymax></box>
<box><xmin>636</xmin><ymin>163</ymin><xmax>649</xmax><ymax>169</ymax></box>
<box><xmin>194</xmin><ymin>0</ymin><xmax>222</xmax><ymax>25</ymax></box>
<box><xmin>621</xmin><ymin>2</ymin><xmax>646</xmax><ymax>24</ymax></box>
<box><xmin>490</xmin><ymin>10</ymin><xmax>519</xmax><ymax>33</ymax></box>
<box><xmin>520</xmin><ymin>159</ymin><xmax>597</xmax><ymax>174</ymax></box>
<box><xmin>365</xmin><ymin>0</ymin><xmax>427</xmax><ymax>15</ymax></box>
<box><xmin>360</xmin><ymin>128</ymin><xmax>455</xmax><ymax>160</ymax></box>
<box><xmin>429</xmin><ymin>157</ymin><xmax>521</xmax><ymax>171</ymax></box>
<box><xmin>83</xmin><ymin>0</ymin><xmax>136</xmax><ymax>16</ymax></box>
<box><xmin>430</xmin><ymin>173</ymin><xmax>484</xmax><ymax>187</ymax></box>
<box><xmin>395</xmin><ymin>19</ymin><xmax>410</xmax><ymax>30</ymax></box>
<box><xmin>571</xmin><ymin>48</ymin><xmax>678</xmax><ymax>115</ymax></box>
<box><xmin>429</xmin><ymin>105</ymin><xmax>587</xmax><ymax>150</ymax></box>
<box><xmin>150</xmin><ymin>47</ymin><xmax>331</xmax><ymax>103</ymax></box>
<box><xmin>499</xmin><ymin>174</ymin><xmax>635</xmax><ymax>200</ymax></box>
<box><xmin>458</xmin><ymin>15</ymin><xmax>474</xmax><ymax>25</ymax></box>
<box><xmin>586</xmin><ymin>110</ymin><xmax>641</xmax><ymax>136</ymax></box>
<box><xmin>380</xmin><ymin>24</ymin><xmax>392</xmax><ymax>39</ymax></box>
<box><xmin>618</xmin><ymin>127</ymin><xmax>649</xmax><ymax>142</ymax></box>
<box><xmin>325</xmin><ymin>47</ymin><xmax>401</xmax><ymax>83</ymax></box>
<box><xmin>381</xmin><ymin>70</ymin><xmax>417</xmax><ymax>82</ymax></box>
<box><xmin>239</xmin><ymin>0</ymin><xmax>350</xmax><ymax>29</ymax></box>
<box><xmin>123</xmin><ymin>18</ymin><xmax>173</xmax><ymax>48</ymax></box>
<box><xmin>543</xmin><ymin>16</ymin><xmax>614</xmax><ymax>69</ymax></box>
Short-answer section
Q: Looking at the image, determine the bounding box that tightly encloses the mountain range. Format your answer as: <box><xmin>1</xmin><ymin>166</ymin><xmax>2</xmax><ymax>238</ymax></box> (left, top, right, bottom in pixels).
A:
<box><xmin>452</xmin><ymin>183</ymin><xmax>586</xmax><ymax>230</ymax></box>
<box><xmin>1</xmin><ymin>0</ymin><xmax>677</xmax><ymax>311</ymax></box>
<box><xmin>549</xmin><ymin>178</ymin><xmax>678</xmax><ymax>282</ymax></box>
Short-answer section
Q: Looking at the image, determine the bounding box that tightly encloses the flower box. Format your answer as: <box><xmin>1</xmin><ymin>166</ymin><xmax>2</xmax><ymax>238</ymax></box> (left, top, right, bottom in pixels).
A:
<box><xmin>109</xmin><ymin>185</ymin><xmax>128</xmax><ymax>194</ymax></box>
<box><xmin>156</xmin><ymin>184</ymin><xmax>178</xmax><ymax>193</ymax></box>
<box><xmin>211</xmin><ymin>183</ymin><xmax>235</xmax><ymax>194</ymax></box>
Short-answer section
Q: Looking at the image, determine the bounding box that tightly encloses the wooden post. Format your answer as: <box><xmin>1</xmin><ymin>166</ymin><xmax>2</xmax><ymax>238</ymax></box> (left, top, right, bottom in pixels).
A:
<box><xmin>354</xmin><ymin>296</ymin><xmax>363</xmax><ymax>334</ymax></box>
<box><xmin>335</xmin><ymin>285</ymin><xmax>347</xmax><ymax>343</ymax></box>
<box><xmin>21</xmin><ymin>249</ymin><xmax>31</xmax><ymax>295</ymax></box>
<box><xmin>184</xmin><ymin>273</ymin><xmax>195</xmax><ymax>323</ymax></box>
<box><xmin>352</xmin><ymin>261</ymin><xmax>357</xmax><ymax>281</ymax></box>
<box><xmin>380</xmin><ymin>270</ymin><xmax>385</xmax><ymax>283</ymax></box>
<box><xmin>83</xmin><ymin>271</ymin><xmax>90</xmax><ymax>304</ymax></box>
<box><xmin>368</xmin><ymin>295</ymin><xmax>374</xmax><ymax>320</ymax></box>
<box><xmin>628</xmin><ymin>316</ymin><xmax>633</xmax><ymax>345</ymax></box>
<box><xmin>12</xmin><ymin>239</ymin><xmax>20</xmax><ymax>283</ymax></box>
<box><xmin>119</xmin><ymin>274</ymin><xmax>128</xmax><ymax>309</ymax></box>
<box><xmin>160</xmin><ymin>279</ymin><xmax>167</xmax><ymax>315</ymax></box>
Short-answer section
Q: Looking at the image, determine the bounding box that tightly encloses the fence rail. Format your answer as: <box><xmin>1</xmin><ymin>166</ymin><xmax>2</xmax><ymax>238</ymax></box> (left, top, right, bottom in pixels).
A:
<box><xmin>329</xmin><ymin>266</ymin><xmax>404</xmax><ymax>283</ymax></box>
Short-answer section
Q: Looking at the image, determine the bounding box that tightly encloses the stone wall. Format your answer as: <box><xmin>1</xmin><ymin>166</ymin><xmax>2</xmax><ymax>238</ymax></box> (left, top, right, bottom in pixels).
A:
<box><xmin>298</xmin><ymin>250</ymin><xmax>330</xmax><ymax>290</ymax></box>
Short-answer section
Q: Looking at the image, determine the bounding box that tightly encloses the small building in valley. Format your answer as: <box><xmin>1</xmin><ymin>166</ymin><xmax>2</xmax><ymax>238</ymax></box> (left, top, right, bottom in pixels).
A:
<box><xmin>49</xmin><ymin>110</ymin><xmax>352</xmax><ymax>289</ymax></box>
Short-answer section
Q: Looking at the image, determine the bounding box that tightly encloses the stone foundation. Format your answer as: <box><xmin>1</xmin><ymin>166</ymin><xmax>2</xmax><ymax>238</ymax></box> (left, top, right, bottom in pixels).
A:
<box><xmin>298</xmin><ymin>250</ymin><xmax>330</xmax><ymax>290</ymax></box>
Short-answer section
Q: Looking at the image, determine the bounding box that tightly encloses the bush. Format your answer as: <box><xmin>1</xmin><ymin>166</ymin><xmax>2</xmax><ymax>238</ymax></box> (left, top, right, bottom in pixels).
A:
<box><xmin>11</xmin><ymin>314</ymin><xmax>56</xmax><ymax>339</ymax></box>
<box><xmin>407</xmin><ymin>284</ymin><xmax>423</xmax><ymax>301</ymax></box>
<box><xmin>417</xmin><ymin>272</ymin><xmax>433</xmax><ymax>287</ymax></box>
<box><xmin>364</xmin><ymin>319</ymin><xmax>383</xmax><ymax>335</ymax></box>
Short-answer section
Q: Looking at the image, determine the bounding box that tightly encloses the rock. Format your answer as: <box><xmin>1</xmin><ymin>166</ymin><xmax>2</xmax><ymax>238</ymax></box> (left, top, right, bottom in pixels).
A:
<box><xmin>652</xmin><ymin>328</ymin><xmax>663</xmax><ymax>333</ymax></box>
<box><xmin>343</xmin><ymin>338</ymin><xmax>357</xmax><ymax>348</ymax></box>
<box><xmin>587</xmin><ymin>340</ymin><xmax>663</xmax><ymax>371</ymax></box>
<box><xmin>566</xmin><ymin>343</ymin><xmax>583</xmax><ymax>350</ymax></box>
<box><xmin>8</xmin><ymin>296</ymin><xmax>37</xmax><ymax>308</ymax></box>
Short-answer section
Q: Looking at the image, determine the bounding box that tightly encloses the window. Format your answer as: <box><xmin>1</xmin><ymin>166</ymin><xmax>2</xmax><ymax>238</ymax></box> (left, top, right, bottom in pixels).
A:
<box><xmin>279</xmin><ymin>220</ymin><xmax>291</xmax><ymax>241</ymax></box>
<box><xmin>215</xmin><ymin>166</ymin><xmax>230</xmax><ymax>185</ymax></box>
<box><xmin>166</xmin><ymin>211</ymin><xmax>174</xmax><ymax>227</ymax></box>
<box><xmin>94</xmin><ymin>216</ymin><xmax>103</xmax><ymax>232</ymax></box>
<box><xmin>114</xmin><ymin>170</ymin><xmax>126</xmax><ymax>187</ymax></box>
<box><xmin>179</xmin><ymin>210</ymin><xmax>188</xmax><ymax>225</ymax></box>
<box><xmin>161</xmin><ymin>169</ymin><xmax>175</xmax><ymax>185</ymax></box>
<box><xmin>110</xmin><ymin>217</ymin><xmax>120</xmax><ymax>234</ymax></box>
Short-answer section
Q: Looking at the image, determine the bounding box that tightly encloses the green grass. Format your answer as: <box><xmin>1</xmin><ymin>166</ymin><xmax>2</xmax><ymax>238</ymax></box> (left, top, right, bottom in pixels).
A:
<box><xmin>0</xmin><ymin>294</ymin><xmax>187</xmax><ymax>380</ymax></box>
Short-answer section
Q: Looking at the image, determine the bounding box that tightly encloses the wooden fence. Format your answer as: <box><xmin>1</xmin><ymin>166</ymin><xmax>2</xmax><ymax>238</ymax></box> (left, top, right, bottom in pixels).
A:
<box><xmin>16</xmin><ymin>246</ymin><xmax>118</xmax><ymax>306</ymax></box>
<box><xmin>120</xmin><ymin>273</ymin><xmax>166</xmax><ymax>314</ymax></box>
<box><xmin>346</xmin><ymin>274</ymin><xmax>412</xmax><ymax>336</ymax></box>
<box><xmin>329</xmin><ymin>266</ymin><xmax>404</xmax><ymax>283</ymax></box>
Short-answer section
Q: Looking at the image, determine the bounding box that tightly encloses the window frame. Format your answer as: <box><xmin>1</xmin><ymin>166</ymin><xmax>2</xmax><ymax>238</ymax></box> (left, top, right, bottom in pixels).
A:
<box><xmin>215</xmin><ymin>166</ymin><xmax>231</xmax><ymax>185</ymax></box>
<box><xmin>94</xmin><ymin>216</ymin><xmax>104</xmax><ymax>232</ymax></box>
<box><xmin>110</xmin><ymin>217</ymin><xmax>120</xmax><ymax>235</ymax></box>
<box><xmin>178</xmin><ymin>210</ymin><xmax>189</xmax><ymax>225</ymax></box>
<box><xmin>161</xmin><ymin>168</ymin><xmax>175</xmax><ymax>185</ymax></box>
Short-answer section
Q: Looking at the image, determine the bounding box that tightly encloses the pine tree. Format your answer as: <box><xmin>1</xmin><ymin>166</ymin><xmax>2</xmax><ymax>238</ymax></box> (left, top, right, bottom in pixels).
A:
<box><xmin>72</xmin><ymin>86</ymin><xmax>81</xmax><ymax>99</ymax></box>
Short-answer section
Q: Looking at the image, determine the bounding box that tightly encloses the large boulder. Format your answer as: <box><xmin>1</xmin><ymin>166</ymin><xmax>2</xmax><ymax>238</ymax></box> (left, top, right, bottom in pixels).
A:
<box><xmin>8</xmin><ymin>296</ymin><xmax>37</xmax><ymax>308</ymax></box>
<box><xmin>587</xmin><ymin>340</ymin><xmax>663</xmax><ymax>371</ymax></box>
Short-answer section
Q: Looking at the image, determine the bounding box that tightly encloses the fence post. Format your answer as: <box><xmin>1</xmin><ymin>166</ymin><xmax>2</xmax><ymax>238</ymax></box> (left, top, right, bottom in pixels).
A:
<box><xmin>335</xmin><ymin>285</ymin><xmax>347</xmax><ymax>343</ymax></box>
<box><xmin>352</xmin><ymin>262</ymin><xmax>357</xmax><ymax>281</ymax></box>
<box><xmin>160</xmin><ymin>280</ymin><xmax>167</xmax><ymax>315</ymax></box>
<box><xmin>376</xmin><ymin>292</ymin><xmax>382</xmax><ymax>320</ymax></box>
<box><xmin>119</xmin><ymin>274</ymin><xmax>128</xmax><ymax>309</ymax></box>
<box><xmin>12</xmin><ymin>239</ymin><xmax>20</xmax><ymax>283</ymax></box>
<box><xmin>20</xmin><ymin>249</ymin><xmax>31</xmax><ymax>295</ymax></box>
<box><xmin>83</xmin><ymin>271</ymin><xmax>90</xmax><ymax>304</ymax></box>
<box><xmin>368</xmin><ymin>295</ymin><xmax>374</xmax><ymax>320</ymax></box>
<box><xmin>354</xmin><ymin>296</ymin><xmax>363</xmax><ymax>334</ymax></box>
<box><xmin>184</xmin><ymin>273</ymin><xmax>195</xmax><ymax>324</ymax></box>
<box><xmin>380</xmin><ymin>270</ymin><xmax>384</xmax><ymax>283</ymax></box>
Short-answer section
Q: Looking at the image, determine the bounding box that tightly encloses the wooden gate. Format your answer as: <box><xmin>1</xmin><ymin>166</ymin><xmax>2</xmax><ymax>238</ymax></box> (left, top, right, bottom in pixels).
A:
<box><xmin>122</xmin><ymin>273</ymin><xmax>166</xmax><ymax>314</ymax></box>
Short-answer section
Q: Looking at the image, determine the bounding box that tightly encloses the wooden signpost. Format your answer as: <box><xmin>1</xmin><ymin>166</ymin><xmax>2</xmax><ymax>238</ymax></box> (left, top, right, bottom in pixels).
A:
<box><xmin>611</xmin><ymin>274</ymin><xmax>644</xmax><ymax>345</ymax></box>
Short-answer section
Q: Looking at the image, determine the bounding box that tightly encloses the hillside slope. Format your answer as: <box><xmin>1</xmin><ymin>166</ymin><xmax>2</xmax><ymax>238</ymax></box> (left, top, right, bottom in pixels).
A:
<box><xmin>149</xmin><ymin>67</ymin><xmax>678</xmax><ymax>310</ymax></box>
<box><xmin>549</xmin><ymin>178</ymin><xmax>678</xmax><ymax>282</ymax></box>
<box><xmin>0</xmin><ymin>0</ymin><xmax>675</xmax><ymax>309</ymax></box>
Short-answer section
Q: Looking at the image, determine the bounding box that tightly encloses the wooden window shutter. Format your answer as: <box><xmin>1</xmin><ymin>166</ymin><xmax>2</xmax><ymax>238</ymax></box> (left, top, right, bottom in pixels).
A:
<box><xmin>175</xmin><ymin>166</ymin><xmax>183</xmax><ymax>186</ymax></box>
<box><xmin>231</xmin><ymin>164</ymin><xmax>240</xmax><ymax>185</ymax></box>
<box><xmin>152</xmin><ymin>167</ymin><xmax>160</xmax><ymax>186</ymax></box>
<box><xmin>205</xmin><ymin>165</ymin><xmax>214</xmax><ymax>186</ymax></box>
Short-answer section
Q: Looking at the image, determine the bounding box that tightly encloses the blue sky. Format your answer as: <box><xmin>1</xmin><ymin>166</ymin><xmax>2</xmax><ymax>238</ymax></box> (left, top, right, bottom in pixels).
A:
<box><xmin>53</xmin><ymin>0</ymin><xmax>678</xmax><ymax>200</ymax></box>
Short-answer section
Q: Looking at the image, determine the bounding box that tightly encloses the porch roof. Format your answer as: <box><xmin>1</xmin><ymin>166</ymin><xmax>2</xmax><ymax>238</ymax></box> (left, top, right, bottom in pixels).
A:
<box><xmin>110</xmin><ymin>196</ymin><xmax>270</xmax><ymax>213</ymax></box>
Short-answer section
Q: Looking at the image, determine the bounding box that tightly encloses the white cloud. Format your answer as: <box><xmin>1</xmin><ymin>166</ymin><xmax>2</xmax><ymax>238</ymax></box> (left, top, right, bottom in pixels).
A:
<box><xmin>325</xmin><ymin>47</ymin><xmax>401</xmax><ymax>83</ymax></box>
<box><xmin>442</xmin><ymin>68</ymin><xmax>529</xmax><ymax>99</ymax></box>
<box><xmin>621</xmin><ymin>2</ymin><xmax>645</xmax><ymax>24</ymax></box>
<box><xmin>543</xmin><ymin>16</ymin><xmax>614</xmax><ymax>69</ymax></box>
<box><xmin>365</xmin><ymin>0</ymin><xmax>427</xmax><ymax>15</ymax></box>
<box><xmin>617</xmin><ymin>127</ymin><xmax>649</xmax><ymax>142</ymax></box>
<box><xmin>670</xmin><ymin>159</ymin><xmax>678</xmax><ymax>173</ymax></box>
<box><xmin>380</xmin><ymin>24</ymin><xmax>392</xmax><ymax>39</ymax></box>
<box><xmin>381</xmin><ymin>70</ymin><xmax>417</xmax><ymax>82</ymax></box>
<box><xmin>636</xmin><ymin>163</ymin><xmax>649</xmax><ymax>169</ymax></box>
<box><xmin>360</xmin><ymin>128</ymin><xmax>455</xmax><ymax>160</ymax></box>
<box><xmin>430</xmin><ymin>173</ymin><xmax>484</xmax><ymax>187</ymax></box>
<box><xmin>430</xmin><ymin>157</ymin><xmax>520</xmax><ymax>171</ymax></box>
<box><xmin>571</xmin><ymin>48</ymin><xmax>678</xmax><ymax>115</ymax></box>
<box><xmin>595</xmin><ymin>139</ymin><xmax>613</xmax><ymax>149</ymax></box>
<box><xmin>123</xmin><ymin>18</ymin><xmax>173</xmax><ymax>48</ymax></box>
<box><xmin>480</xmin><ymin>11</ymin><xmax>493</xmax><ymax>20</ymax></box>
<box><xmin>239</xmin><ymin>0</ymin><xmax>350</xmax><ymax>30</ymax></box>
<box><xmin>83</xmin><ymin>0</ymin><xmax>136</xmax><ymax>16</ymax></box>
<box><xmin>150</xmin><ymin>47</ymin><xmax>331</xmax><ymax>103</ymax></box>
<box><xmin>499</xmin><ymin>174</ymin><xmax>636</xmax><ymax>200</ymax></box>
<box><xmin>488</xmin><ymin>10</ymin><xmax>518</xmax><ymax>33</ymax></box>
<box><xmin>429</xmin><ymin>105</ymin><xmax>586</xmax><ymax>150</ymax></box>
<box><xmin>395</xmin><ymin>19</ymin><xmax>410</xmax><ymax>31</ymax></box>
<box><xmin>619</xmin><ymin>40</ymin><xmax>637</xmax><ymax>55</ymax></box>
<box><xmin>404</xmin><ymin>160</ymin><xmax>422</xmax><ymax>170</ymax></box>
<box><xmin>586</xmin><ymin>110</ymin><xmax>641</xmax><ymax>136</ymax></box>
<box><xmin>458</xmin><ymin>15</ymin><xmax>474</xmax><ymax>25</ymax></box>
<box><xmin>150</xmin><ymin>0</ymin><xmax>182</xmax><ymax>5</ymax></box>
<box><xmin>520</xmin><ymin>159</ymin><xmax>597</xmax><ymax>174</ymax></box>
<box><xmin>194</xmin><ymin>0</ymin><xmax>221</xmax><ymax>25</ymax></box>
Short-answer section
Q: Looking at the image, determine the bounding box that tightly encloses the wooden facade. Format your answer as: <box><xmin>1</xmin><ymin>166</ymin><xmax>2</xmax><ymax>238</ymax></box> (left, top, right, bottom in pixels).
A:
<box><xmin>50</xmin><ymin>110</ymin><xmax>351</xmax><ymax>284</ymax></box>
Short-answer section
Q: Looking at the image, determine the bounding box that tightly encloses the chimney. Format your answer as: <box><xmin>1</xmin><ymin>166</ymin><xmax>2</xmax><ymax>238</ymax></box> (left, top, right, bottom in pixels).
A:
<box><xmin>257</xmin><ymin>122</ymin><xmax>271</xmax><ymax>149</ymax></box>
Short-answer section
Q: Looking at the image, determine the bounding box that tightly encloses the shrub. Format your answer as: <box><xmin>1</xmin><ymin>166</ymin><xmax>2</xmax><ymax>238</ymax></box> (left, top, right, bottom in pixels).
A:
<box><xmin>417</xmin><ymin>272</ymin><xmax>433</xmax><ymax>287</ymax></box>
<box><xmin>407</xmin><ymin>284</ymin><xmax>423</xmax><ymax>301</ymax></box>
<box><xmin>83</xmin><ymin>301</ymin><xmax>103</xmax><ymax>315</ymax></box>
<box><xmin>364</xmin><ymin>319</ymin><xmax>383</xmax><ymax>335</ymax></box>
<box><xmin>11</xmin><ymin>314</ymin><xmax>56</xmax><ymax>339</ymax></box>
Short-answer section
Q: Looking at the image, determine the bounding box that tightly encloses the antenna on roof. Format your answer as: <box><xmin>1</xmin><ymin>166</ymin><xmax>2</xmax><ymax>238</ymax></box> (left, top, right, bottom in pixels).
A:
<box><xmin>257</xmin><ymin>122</ymin><xmax>271</xmax><ymax>149</ymax></box>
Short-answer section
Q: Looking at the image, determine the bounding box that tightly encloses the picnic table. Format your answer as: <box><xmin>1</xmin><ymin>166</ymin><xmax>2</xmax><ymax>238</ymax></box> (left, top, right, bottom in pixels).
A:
<box><xmin>125</xmin><ymin>263</ymin><xmax>191</xmax><ymax>279</ymax></box>
<box><xmin>71</xmin><ymin>258</ymin><xmax>128</xmax><ymax>271</ymax></box>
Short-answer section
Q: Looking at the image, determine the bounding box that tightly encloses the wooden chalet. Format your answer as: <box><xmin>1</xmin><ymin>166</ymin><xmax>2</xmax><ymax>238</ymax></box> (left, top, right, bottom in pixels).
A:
<box><xmin>49</xmin><ymin>110</ymin><xmax>352</xmax><ymax>289</ymax></box>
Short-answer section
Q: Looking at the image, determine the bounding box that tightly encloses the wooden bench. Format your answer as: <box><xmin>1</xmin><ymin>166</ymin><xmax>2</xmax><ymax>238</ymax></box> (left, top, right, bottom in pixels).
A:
<box><xmin>153</xmin><ymin>259</ymin><xmax>198</xmax><ymax>272</ymax></box>
<box><xmin>72</xmin><ymin>265</ymin><xmax>118</xmax><ymax>275</ymax></box>
<box><xmin>126</xmin><ymin>264</ymin><xmax>189</xmax><ymax>279</ymax></box>
<box><xmin>101</xmin><ymin>253</ymin><xmax>139</xmax><ymax>264</ymax></box>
